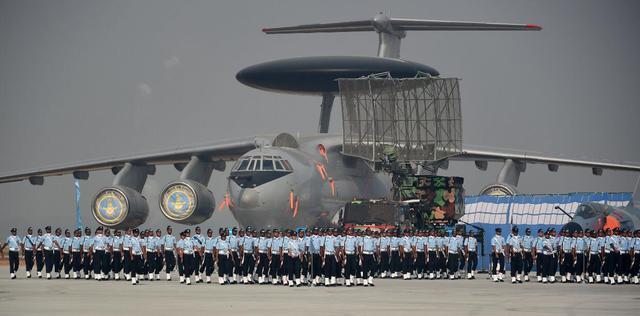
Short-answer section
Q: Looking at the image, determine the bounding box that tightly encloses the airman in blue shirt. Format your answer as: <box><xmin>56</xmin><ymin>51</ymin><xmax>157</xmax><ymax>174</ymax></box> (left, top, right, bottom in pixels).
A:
<box><xmin>129</xmin><ymin>228</ymin><xmax>144</xmax><ymax>285</ymax></box>
<box><xmin>256</xmin><ymin>230</ymin><xmax>271</xmax><ymax>284</ymax></box>
<box><xmin>269</xmin><ymin>230</ymin><xmax>284</xmax><ymax>284</ymax></box>
<box><xmin>215</xmin><ymin>230</ymin><xmax>233</xmax><ymax>285</ymax></box>
<box><xmin>464</xmin><ymin>230</ymin><xmax>478</xmax><ymax>279</ymax></box>
<box><xmin>491</xmin><ymin>227</ymin><xmax>506</xmax><ymax>282</ymax></box>
<box><xmin>2</xmin><ymin>228</ymin><xmax>21</xmax><ymax>279</ymax></box>
<box><xmin>161</xmin><ymin>226</ymin><xmax>176</xmax><ymax>280</ymax></box>
<box><xmin>203</xmin><ymin>229</ymin><xmax>217</xmax><ymax>283</ymax></box>
<box><xmin>506</xmin><ymin>227</ymin><xmax>523</xmax><ymax>283</ymax></box>
<box><xmin>22</xmin><ymin>227</ymin><xmax>36</xmax><ymax>278</ymax></box>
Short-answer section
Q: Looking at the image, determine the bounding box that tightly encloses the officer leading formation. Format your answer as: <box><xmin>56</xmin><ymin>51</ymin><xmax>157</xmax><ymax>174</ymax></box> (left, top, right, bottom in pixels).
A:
<box><xmin>3</xmin><ymin>225</ymin><xmax>640</xmax><ymax>286</ymax></box>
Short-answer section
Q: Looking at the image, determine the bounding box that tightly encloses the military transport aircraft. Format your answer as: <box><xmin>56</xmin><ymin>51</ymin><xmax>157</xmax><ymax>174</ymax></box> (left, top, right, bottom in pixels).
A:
<box><xmin>1</xmin><ymin>14</ymin><xmax>639</xmax><ymax>229</ymax></box>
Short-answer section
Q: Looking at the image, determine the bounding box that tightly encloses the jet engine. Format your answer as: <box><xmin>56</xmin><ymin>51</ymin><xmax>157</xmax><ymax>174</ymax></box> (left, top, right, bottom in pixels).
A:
<box><xmin>92</xmin><ymin>185</ymin><xmax>149</xmax><ymax>229</ymax></box>
<box><xmin>159</xmin><ymin>180</ymin><xmax>215</xmax><ymax>225</ymax></box>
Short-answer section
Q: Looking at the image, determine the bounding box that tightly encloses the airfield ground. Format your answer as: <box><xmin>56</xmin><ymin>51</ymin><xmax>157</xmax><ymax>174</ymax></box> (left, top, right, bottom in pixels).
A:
<box><xmin>0</xmin><ymin>265</ymin><xmax>639</xmax><ymax>316</ymax></box>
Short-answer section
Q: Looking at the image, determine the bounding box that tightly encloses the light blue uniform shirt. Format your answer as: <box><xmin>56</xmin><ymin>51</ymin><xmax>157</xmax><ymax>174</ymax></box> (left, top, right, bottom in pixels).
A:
<box><xmin>379</xmin><ymin>236</ymin><xmax>390</xmax><ymax>252</ymax></box>
<box><xmin>542</xmin><ymin>238</ymin><xmax>554</xmax><ymax>255</ymax></box>
<box><xmin>390</xmin><ymin>237</ymin><xmax>400</xmax><ymax>251</ymax></box>
<box><xmin>415</xmin><ymin>236</ymin><xmax>426</xmax><ymax>252</ymax></box>
<box><xmin>309</xmin><ymin>235</ymin><xmax>322</xmax><ymax>254</ymax></box>
<box><xmin>131</xmin><ymin>237</ymin><xmax>142</xmax><ymax>255</ymax></box>
<box><xmin>343</xmin><ymin>236</ymin><xmax>358</xmax><ymax>254</ymax></box>
<box><xmin>298</xmin><ymin>237</ymin><xmax>306</xmax><ymax>254</ymax></box>
<box><xmin>303</xmin><ymin>236</ymin><xmax>310</xmax><ymax>252</ymax></box>
<box><xmin>604</xmin><ymin>236</ymin><xmax>617</xmax><ymax>252</ymax></box>
<box><xmin>53</xmin><ymin>235</ymin><xmax>62</xmax><ymax>250</ymax></box>
<box><xmin>228</xmin><ymin>235</ymin><xmax>238</xmax><ymax>251</ymax></box>
<box><xmin>464</xmin><ymin>237</ymin><xmax>477</xmax><ymax>252</ymax></box>
<box><xmin>561</xmin><ymin>237</ymin><xmax>573</xmax><ymax>253</ymax></box>
<box><xmin>216</xmin><ymin>238</ymin><xmax>230</xmax><ymax>255</ymax></box>
<box><xmin>401</xmin><ymin>236</ymin><xmax>412</xmax><ymax>253</ymax></box>
<box><xmin>491</xmin><ymin>235</ymin><xmax>505</xmax><ymax>254</ymax></box>
<box><xmin>176</xmin><ymin>238</ymin><xmax>184</xmax><ymax>251</ymax></box>
<box><xmin>182</xmin><ymin>238</ymin><xmax>194</xmax><ymax>255</ymax></box>
<box><xmin>5</xmin><ymin>235</ymin><xmax>20</xmax><ymax>251</ymax></box>
<box><xmin>534</xmin><ymin>236</ymin><xmax>545</xmax><ymax>254</ymax></box>
<box><xmin>61</xmin><ymin>237</ymin><xmax>71</xmax><ymax>253</ymax></box>
<box><xmin>323</xmin><ymin>236</ymin><xmax>337</xmax><ymax>255</ymax></box>
<box><xmin>507</xmin><ymin>235</ymin><xmax>522</xmax><ymax>252</ymax></box>
<box><xmin>361</xmin><ymin>236</ymin><xmax>376</xmax><ymax>254</ymax></box>
<box><xmin>436</xmin><ymin>237</ymin><xmax>445</xmax><ymax>251</ymax></box>
<box><xmin>288</xmin><ymin>239</ymin><xmax>301</xmax><ymax>257</ymax></box>
<box><xmin>123</xmin><ymin>235</ymin><xmax>132</xmax><ymax>250</ymax></box>
<box><xmin>205</xmin><ymin>236</ymin><xmax>217</xmax><ymax>253</ymax></box>
<box><xmin>22</xmin><ymin>235</ymin><xmax>36</xmax><ymax>251</ymax></box>
<box><xmin>93</xmin><ymin>235</ymin><xmax>106</xmax><ymax>251</ymax></box>
<box><xmin>81</xmin><ymin>235</ymin><xmax>93</xmax><ymax>252</ymax></box>
<box><xmin>587</xmin><ymin>237</ymin><xmax>599</xmax><ymax>254</ymax></box>
<box><xmin>241</xmin><ymin>236</ymin><xmax>254</xmax><ymax>253</ymax></box>
<box><xmin>427</xmin><ymin>236</ymin><xmax>437</xmax><ymax>251</ymax></box>
<box><xmin>146</xmin><ymin>236</ymin><xmax>157</xmax><ymax>252</ymax></box>
<box><xmin>549</xmin><ymin>236</ymin><xmax>558</xmax><ymax>253</ymax></box>
<box><xmin>42</xmin><ymin>233</ymin><xmax>54</xmax><ymax>250</ymax></box>
<box><xmin>448</xmin><ymin>236</ymin><xmax>460</xmax><ymax>254</ymax></box>
<box><xmin>619</xmin><ymin>236</ymin><xmax>629</xmax><ymax>252</ymax></box>
<box><xmin>522</xmin><ymin>235</ymin><xmax>534</xmax><ymax>251</ymax></box>
<box><xmin>574</xmin><ymin>237</ymin><xmax>586</xmax><ymax>253</ymax></box>
<box><xmin>271</xmin><ymin>237</ymin><xmax>283</xmax><ymax>255</ymax></box>
<box><xmin>632</xmin><ymin>237</ymin><xmax>640</xmax><ymax>250</ymax></box>
<box><xmin>192</xmin><ymin>234</ymin><xmax>204</xmax><ymax>249</ymax></box>
<box><xmin>72</xmin><ymin>236</ymin><xmax>82</xmax><ymax>252</ymax></box>
<box><xmin>35</xmin><ymin>236</ymin><xmax>44</xmax><ymax>250</ymax></box>
<box><xmin>162</xmin><ymin>235</ymin><xmax>176</xmax><ymax>251</ymax></box>
<box><xmin>258</xmin><ymin>237</ymin><xmax>270</xmax><ymax>253</ymax></box>
<box><xmin>112</xmin><ymin>236</ymin><xmax>122</xmax><ymax>250</ymax></box>
<box><xmin>138</xmin><ymin>237</ymin><xmax>147</xmax><ymax>251</ymax></box>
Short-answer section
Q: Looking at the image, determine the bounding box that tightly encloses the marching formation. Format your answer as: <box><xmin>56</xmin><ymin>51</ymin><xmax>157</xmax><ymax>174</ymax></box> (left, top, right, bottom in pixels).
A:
<box><xmin>491</xmin><ymin>226</ymin><xmax>640</xmax><ymax>284</ymax></box>
<box><xmin>3</xmin><ymin>225</ymin><xmax>640</xmax><ymax>287</ymax></box>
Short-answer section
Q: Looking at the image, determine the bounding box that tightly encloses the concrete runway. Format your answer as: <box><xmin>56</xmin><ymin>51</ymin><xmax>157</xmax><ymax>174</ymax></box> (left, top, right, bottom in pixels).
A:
<box><xmin>0</xmin><ymin>272</ymin><xmax>639</xmax><ymax>316</ymax></box>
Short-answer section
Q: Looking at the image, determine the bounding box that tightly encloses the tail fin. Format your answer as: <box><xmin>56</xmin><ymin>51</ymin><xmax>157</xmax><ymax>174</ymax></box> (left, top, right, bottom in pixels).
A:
<box><xmin>262</xmin><ymin>13</ymin><xmax>541</xmax><ymax>58</ymax></box>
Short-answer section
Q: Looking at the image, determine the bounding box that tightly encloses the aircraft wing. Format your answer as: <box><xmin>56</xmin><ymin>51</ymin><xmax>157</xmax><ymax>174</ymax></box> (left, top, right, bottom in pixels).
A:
<box><xmin>453</xmin><ymin>146</ymin><xmax>640</xmax><ymax>173</ymax></box>
<box><xmin>0</xmin><ymin>137</ymin><xmax>263</xmax><ymax>184</ymax></box>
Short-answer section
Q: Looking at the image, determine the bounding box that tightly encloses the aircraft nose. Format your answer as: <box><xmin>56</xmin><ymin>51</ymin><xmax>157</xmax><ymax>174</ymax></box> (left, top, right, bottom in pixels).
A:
<box><xmin>237</xmin><ymin>188</ymin><xmax>260</xmax><ymax>209</ymax></box>
<box><xmin>561</xmin><ymin>222</ymin><xmax>582</xmax><ymax>233</ymax></box>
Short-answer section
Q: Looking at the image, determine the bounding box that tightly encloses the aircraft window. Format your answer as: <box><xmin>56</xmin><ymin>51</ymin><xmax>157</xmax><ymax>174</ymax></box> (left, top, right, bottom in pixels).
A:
<box><xmin>274</xmin><ymin>160</ymin><xmax>284</xmax><ymax>171</ymax></box>
<box><xmin>237</xmin><ymin>159</ymin><xmax>250</xmax><ymax>171</ymax></box>
<box><xmin>248</xmin><ymin>159</ymin><xmax>256</xmax><ymax>171</ymax></box>
<box><xmin>282</xmin><ymin>160</ymin><xmax>293</xmax><ymax>171</ymax></box>
<box><xmin>263</xmin><ymin>159</ymin><xmax>274</xmax><ymax>171</ymax></box>
<box><xmin>575</xmin><ymin>205</ymin><xmax>597</xmax><ymax>219</ymax></box>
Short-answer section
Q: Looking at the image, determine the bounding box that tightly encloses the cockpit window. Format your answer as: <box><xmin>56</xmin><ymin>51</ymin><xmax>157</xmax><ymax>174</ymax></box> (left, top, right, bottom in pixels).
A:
<box><xmin>237</xmin><ymin>159</ymin><xmax>250</xmax><ymax>171</ymax></box>
<box><xmin>232</xmin><ymin>155</ymin><xmax>293</xmax><ymax>172</ymax></box>
<box><xmin>263</xmin><ymin>159</ymin><xmax>274</xmax><ymax>171</ymax></box>
<box><xmin>575</xmin><ymin>205</ymin><xmax>597</xmax><ymax>219</ymax></box>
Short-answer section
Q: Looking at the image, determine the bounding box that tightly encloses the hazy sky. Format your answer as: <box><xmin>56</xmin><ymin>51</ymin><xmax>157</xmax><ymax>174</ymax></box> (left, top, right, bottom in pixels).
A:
<box><xmin>1</xmin><ymin>0</ymin><xmax>639</xmax><ymax>234</ymax></box>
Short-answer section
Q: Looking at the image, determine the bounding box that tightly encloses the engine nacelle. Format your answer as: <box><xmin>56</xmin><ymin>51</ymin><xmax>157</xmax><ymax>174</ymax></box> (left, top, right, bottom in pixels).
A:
<box><xmin>478</xmin><ymin>183</ymin><xmax>519</xmax><ymax>196</ymax></box>
<box><xmin>92</xmin><ymin>186</ymin><xmax>149</xmax><ymax>229</ymax></box>
<box><xmin>159</xmin><ymin>180</ymin><xmax>215</xmax><ymax>224</ymax></box>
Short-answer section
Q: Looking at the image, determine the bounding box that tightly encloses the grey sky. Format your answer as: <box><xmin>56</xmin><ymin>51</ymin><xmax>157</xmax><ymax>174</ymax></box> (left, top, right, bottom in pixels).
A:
<box><xmin>1</xmin><ymin>0</ymin><xmax>639</xmax><ymax>234</ymax></box>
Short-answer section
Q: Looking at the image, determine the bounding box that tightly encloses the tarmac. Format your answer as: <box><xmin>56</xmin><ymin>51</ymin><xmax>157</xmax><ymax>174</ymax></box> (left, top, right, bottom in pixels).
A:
<box><xmin>0</xmin><ymin>271</ymin><xmax>639</xmax><ymax>316</ymax></box>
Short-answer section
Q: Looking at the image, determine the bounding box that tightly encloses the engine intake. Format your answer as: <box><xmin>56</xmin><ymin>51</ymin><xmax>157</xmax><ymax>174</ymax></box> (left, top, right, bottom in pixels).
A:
<box><xmin>159</xmin><ymin>180</ymin><xmax>215</xmax><ymax>224</ymax></box>
<box><xmin>92</xmin><ymin>186</ymin><xmax>149</xmax><ymax>229</ymax></box>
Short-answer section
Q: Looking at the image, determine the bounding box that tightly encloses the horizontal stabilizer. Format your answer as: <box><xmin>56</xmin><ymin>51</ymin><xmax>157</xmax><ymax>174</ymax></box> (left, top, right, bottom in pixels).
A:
<box><xmin>262</xmin><ymin>14</ymin><xmax>541</xmax><ymax>58</ymax></box>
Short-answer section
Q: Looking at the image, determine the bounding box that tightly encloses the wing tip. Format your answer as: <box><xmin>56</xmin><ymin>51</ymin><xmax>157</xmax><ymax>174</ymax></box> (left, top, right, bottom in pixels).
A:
<box><xmin>526</xmin><ymin>24</ymin><xmax>542</xmax><ymax>30</ymax></box>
